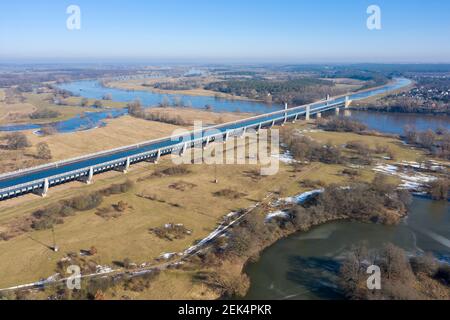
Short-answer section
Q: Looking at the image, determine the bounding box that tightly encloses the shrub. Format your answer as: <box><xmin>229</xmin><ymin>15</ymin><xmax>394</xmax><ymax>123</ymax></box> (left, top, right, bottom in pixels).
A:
<box><xmin>213</xmin><ymin>189</ymin><xmax>247</xmax><ymax>200</ymax></box>
<box><xmin>150</xmin><ymin>223</ymin><xmax>192</xmax><ymax>241</ymax></box>
<box><xmin>282</xmin><ymin>132</ymin><xmax>343</xmax><ymax>164</ymax></box>
<box><xmin>318</xmin><ymin>117</ymin><xmax>367</xmax><ymax>133</ymax></box>
<box><xmin>153</xmin><ymin>166</ymin><xmax>190</xmax><ymax>177</ymax></box>
<box><xmin>346</xmin><ymin>140</ymin><xmax>371</xmax><ymax>155</ymax></box>
<box><xmin>36</xmin><ymin>142</ymin><xmax>52</xmax><ymax>160</ymax></box>
<box><xmin>40</xmin><ymin>126</ymin><xmax>57</xmax><ymax>136</ymax></box>
<box><xmin>65</xmin><ymin>192</ymin><xmax>103</xmax><ymax>211</ymax></box>
<box><xmin>29</xmin><ymin>109</ymin><xmax>60</xmax><ymax>119</ymax></box>
<box><xmin>299</xmin><ymin>179</ymin><xmax>325</xmax><ymax>188</ymax></box>
<box><xmin>93</xmin><ymin>100</ymin><xmax>103</xmax><ymax>108</ymax></box>
<box><xmin>429</xmin><ymin>179</ymin><xmax>449</xmax><ymax>200</ymax></box>
<box><xmin>410</xmin><ymin>253</ymin><xmax>439</xmax><ymax>276</ymax></box>
<box><xmin>342</xmin><ymin>168</ymin><xmax>360</xmax><ymax>177</ymax></box>
<box><xmin>435</xmin><ymin>264</ymin><xmax>450</xmax><ymax>285</ymax></box>
<box><xmin>101</xmin><ymin>180</ymin><xmax>134</xmax><ymax>196</ymax></box>
<box><xmin>5</xmin><ymin>132</ymin><xmax>30</xmax><ymax>150</ymax></box>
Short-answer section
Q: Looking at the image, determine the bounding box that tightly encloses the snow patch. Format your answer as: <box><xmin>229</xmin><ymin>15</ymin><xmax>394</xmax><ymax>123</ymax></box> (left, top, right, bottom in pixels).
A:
<box><xmin>272</xmin><ymin>150</ymin><xmax>297</xmax><ymax>164</ymax></box>
<box><xmin>159</xmin><ymin>253</ymin><xmax>176</xmax><ymax>260</ymax></box>
<box><xmin>373</xmin><ymin>163</ymin><xmax>437</xmax><ymax>191</ymax></box>
<box><xmin>282</xmin><ymin>189</ymin><xmax>323</xmax><ymax>204</ymax></box>
<box><xmin>265</xmin><ymin>211</ymin><xmax>289</xmax><ymax>222</ymax></box>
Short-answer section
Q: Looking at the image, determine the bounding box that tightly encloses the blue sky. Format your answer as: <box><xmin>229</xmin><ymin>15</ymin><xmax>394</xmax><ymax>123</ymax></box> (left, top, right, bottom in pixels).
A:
<box><xmin>0</xmin><ymin>0</ymin><xmax>449</xmax><ymax>63</ymax></box>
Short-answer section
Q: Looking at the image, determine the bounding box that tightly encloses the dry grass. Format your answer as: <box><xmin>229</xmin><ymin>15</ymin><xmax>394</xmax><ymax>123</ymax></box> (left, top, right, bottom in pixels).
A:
<box><xmin>0</xmin><ymin>92</ymin><xmax>99</xmax><ymax>126</ymax></box>
<box><xmin>0</xmin><ymin>102</ymin><xmax>37</xmax><ymax>124</ymax></box>
<box><xmin>0</xmin><ymin>107</ymin><xmax>250</xmax><ymax>172</ymax></box>
<box><xmin>106</xmin><ymin>77</ymin><xmax>255</xmax><ymax>101</ymax></box>
<box><xmin>0</xmin><ymin>138</ymin><xmax>305</xmax><ymax>288</ymax></box>
<box><xmin>306</xmin><ymin>130</ymin><xmax>423</xmax><ymax>162</ymax></box>
<box><xmin>0</xmin><ymin>122</ymin><xmax>428</xmax><ymax>295</ymax></box>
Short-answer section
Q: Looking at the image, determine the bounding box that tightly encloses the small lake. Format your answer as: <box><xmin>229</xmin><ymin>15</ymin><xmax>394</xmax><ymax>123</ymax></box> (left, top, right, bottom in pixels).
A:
<box><xmin>244</xmin><ymin>197</ymin><xmax>450</xmax><ymax>300</ymax></box>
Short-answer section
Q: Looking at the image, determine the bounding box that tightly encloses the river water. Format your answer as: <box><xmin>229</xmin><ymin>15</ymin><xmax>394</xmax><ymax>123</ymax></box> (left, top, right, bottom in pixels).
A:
<box><xmin>244</xmin><ymin>197</ymin><xmax>449</xmax><ymax>300</ymax></box>
<box><xmin>1</xmin><ymin>78</ymin><xmax>448</xmax><ymax>299</ymax></box>
<box><xmin>59</xmin><ymin>80</ymin><xmax>283</xmax><ymax>114</ymax></box>
<box><xmin>3</xmin><ymin>78</ymin><xmax>440</xmax><ymax>135</ymax></box>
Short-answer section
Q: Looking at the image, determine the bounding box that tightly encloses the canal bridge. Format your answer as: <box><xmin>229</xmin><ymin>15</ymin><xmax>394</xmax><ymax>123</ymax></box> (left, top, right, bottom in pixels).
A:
<box><xmin>0</xmin><ymin>79</ymin><xmax>409</xmax><ymax>201</ymax></box>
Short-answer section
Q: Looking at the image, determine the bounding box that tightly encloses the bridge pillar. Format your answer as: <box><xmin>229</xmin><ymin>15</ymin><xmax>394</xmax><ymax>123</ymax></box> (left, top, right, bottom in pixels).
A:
<box><xmin>35</xmin><ymin>178</ymin><xmax>49</xmax><ymax>198</ymax></box>
<box><xmin>203</xmin><ymin>136</ymin><xmax>210</xmax><ymax>150</ymax></box>
<box><xmin>155</xmin><ymin>150</ymin><xmax>161</xmax><ymax>164</ymax></box>
<box><xmin>293</xmin><ymin>113</ymin><xmax>299</xmax><ymax>123</ymax></box>
<box><xmin>119</xmin><ymin>157</ymin><xmax>131</xmax><ymax>173</ymax></box>
<box><xmin>335</xmin><ymin>107</ymin><xmax>340</xmax><ymax>116</ymax></box>
<box><xmin>257</xmin><ymin>123</ymin><xmax>262</xmax><ymax>134</ymax></box>
<box><xmin>345</xmin><ymin>96</ymin><xmax>351</xmax><ymax>108</ymax></box>
<box><xmin>283</xmin><ymin>103</ymin><xmax>288</xmax><ymax>125</ymax></box>
<box><xmin>86</xmin><ymin>167</ymin><xmax>94</xmax><ymax>185</ymax></box>
<box><xmin>316</xmin><ymin>112</ymin><xmax>322</xmax><ymax>119</ymax></box>
<box><xmin>224</xmin><ymin>131</ymin><xmax>230</xmax><ymax>143</ymax></box>
<box><xmin>305</xmin><ymin>105</ymin><xmax>310</xmax><ymax>121</ymax></box>
<box><xmin>271</xmin><ymin>120</ymin><xmax>275</xmax><ymax>128</ymax></box>
<box><xmin>344</xmin><ymin>109</ymin><xmax>352</xmax><ymax>117</ymax></box>
<box><xmin>181</xmin><ymin>143</ymin><xmax>188</xmax><ymax>155</ymax></box>
<box><xmin>241</xmin><ymin>127</ymin><xmax>247</xmax><ymax>138</ymax></box>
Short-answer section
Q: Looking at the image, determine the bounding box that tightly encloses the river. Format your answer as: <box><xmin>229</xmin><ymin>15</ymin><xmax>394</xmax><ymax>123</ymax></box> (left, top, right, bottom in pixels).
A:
<box><xmin>3</xmin><ymin>78</ymin><xmax>440</xmax><ymax>135</ymax></box>
<box><xmin>244</xmin><ymin>197</ymin><xmax>449</xmax><ymax>300</ymax></box>
<box><xmin>1</xmin><ymin>79</ymin><xmax>448</xmax><ymax>299</ymax></box>
<box><xmin>243</xmin><ymin>104</ymin><xmax>449</xmax><ymax>300</ymax></box>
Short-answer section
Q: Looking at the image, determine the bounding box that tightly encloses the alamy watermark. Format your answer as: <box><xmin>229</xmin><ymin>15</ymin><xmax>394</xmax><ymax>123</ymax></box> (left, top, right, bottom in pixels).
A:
<box><xmin>66</xmin><ymin>265</ymin><xmax>81</xmax><ymax>290</ymax></box>
<box><xmin>366</xmin><ymin>265</ymin><xmax>382</xmax><ymax>290</ymax></box>
<box><xmin>367</xmin><ymin>5</ymin><xmax>382</xmax><ymax>30</ymax></box>
<box><xmin>66</xmin><ymin>5</ymin><xmax>81</xmax><ymax>30</ymax></box>
<box><xmin>170</xmin><ymin>122</ymin><xmax>280</xmax><ymax>176</ymax></box>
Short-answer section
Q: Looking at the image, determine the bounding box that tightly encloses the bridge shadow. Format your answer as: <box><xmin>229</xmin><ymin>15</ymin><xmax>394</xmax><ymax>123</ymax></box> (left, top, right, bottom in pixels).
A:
<box><xmin>285</xmin><ymin>255</ymin><xmax>345</xmax><ymax>300</ymax></box>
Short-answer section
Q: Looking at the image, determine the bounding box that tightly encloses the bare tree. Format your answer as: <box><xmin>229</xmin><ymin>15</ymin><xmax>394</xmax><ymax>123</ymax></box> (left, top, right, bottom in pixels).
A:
<box><xmin>36</xmin><ymin>142</ymin><xmax>52</xmax><ymax>160</ymax></box>
<box><xmin>5</xmin><ymin>132</ymin><xmax>30</xmax><ymax>150</ymax></box>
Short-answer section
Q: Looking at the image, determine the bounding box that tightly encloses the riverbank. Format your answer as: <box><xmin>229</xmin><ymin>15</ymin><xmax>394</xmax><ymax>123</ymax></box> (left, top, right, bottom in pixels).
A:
<box><xmin>179</xmin><ymin>174</ymin><xmax>412</xmax><ymax>299</ymax></box>
<box><xmin>103</xmin><ymin>78</ymin><xmax>258</xmax><ymax>102</ymax></box>
<box><xmin>244</xmin><ymin>196</ymin><xmax>450</xmax><ymax>300</ymax></box>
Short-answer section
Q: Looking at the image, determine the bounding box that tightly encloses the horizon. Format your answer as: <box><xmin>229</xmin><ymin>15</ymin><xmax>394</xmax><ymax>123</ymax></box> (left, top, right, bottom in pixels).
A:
<box><xmin>1</xmin><ymin>0</ymin><xmax>450</xmax><ymax>63</ymax></box>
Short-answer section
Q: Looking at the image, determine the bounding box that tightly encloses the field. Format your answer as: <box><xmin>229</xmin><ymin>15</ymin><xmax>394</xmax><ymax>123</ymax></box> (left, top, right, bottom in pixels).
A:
<box><xmin>105</xmin><ymin>77</ymin><xmax>256</xmax><ymax>101</ymax></box>
<box><xmin>0</xmin><ymin>120</ymin><xmax>425</xmax><ymax>295</ymax></box>
<box><xmin>0</xmin><ymin>92</ymin><xmax>99</xmax><ymax>126</ymax></box>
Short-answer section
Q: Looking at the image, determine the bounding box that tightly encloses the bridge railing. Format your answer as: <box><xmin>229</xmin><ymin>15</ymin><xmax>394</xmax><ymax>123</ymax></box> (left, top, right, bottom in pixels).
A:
<box><xmin>0</xmin><ymin>99</ymin><xmax>329</xmax><ymax>182</ymax></box>
<box><xmin>1</xmin><ymin>79</ymin><xmax>405</xmax><ymax>184</ymax></box>
<box><xmin>0</xmin><ymin>79</ymin><xmax>410</xmax><ymax>183</ymax></box>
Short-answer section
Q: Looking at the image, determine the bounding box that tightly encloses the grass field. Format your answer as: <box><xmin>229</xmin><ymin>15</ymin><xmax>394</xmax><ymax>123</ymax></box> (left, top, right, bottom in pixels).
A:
<box><xmin>0</xmin><ymin>123</ymin><xmax>424</xmax><ymax>293</ymax></box>
<box><xmin>0</xmin><ymin>140</ymin><xmax>303</xmax><ymax>289</ymax></box>
<box><xmin>307</xmin><ymin>130</ymin><xmax>423</xmax><ymax>162</ymax></box>
<box><xmin>106</xmin><ymin>78</ymin><xmax>256</xmax><ymax>101</ymax></box>
<box><xmin>0</xmin><ymin>92</ymin><xmax>99</xmax><ymax>126</ymax></box>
